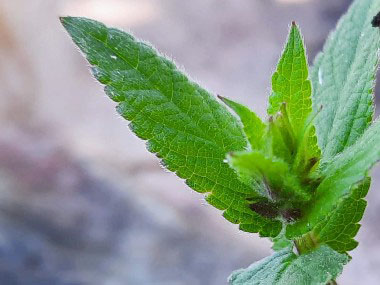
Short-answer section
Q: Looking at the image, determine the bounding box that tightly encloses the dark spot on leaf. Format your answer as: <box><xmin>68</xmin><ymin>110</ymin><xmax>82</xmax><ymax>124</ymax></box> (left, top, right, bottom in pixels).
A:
<box><xmin>372</xmin><ymin>11</ymin><xmax>380</xmax><ymax>28</ymax></box>
<box><xmin>249</xmin><ymin>201</ymin><xmax>279</xmax><ymax>219</ymax></box>
<box><xmin>303</xmin><ymin>157</ymin><xmax>319</xmax><ymax>175</ymax></box>
<box><xmin>282</xmin><ymin>208</ymin><xmax>302</xmax><ymax>222</ymax></box>
<box><xmin>308</xmin><ymin>157</ymin><xmax>318</xmax><ymax>167</ymax></box>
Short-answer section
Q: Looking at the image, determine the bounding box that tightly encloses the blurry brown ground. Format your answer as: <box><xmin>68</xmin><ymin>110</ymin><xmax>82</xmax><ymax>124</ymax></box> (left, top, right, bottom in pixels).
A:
<box><xmin>0</xmin><ymin>0</ymin><xmax>379</xmax><ymax>284</ymax></box>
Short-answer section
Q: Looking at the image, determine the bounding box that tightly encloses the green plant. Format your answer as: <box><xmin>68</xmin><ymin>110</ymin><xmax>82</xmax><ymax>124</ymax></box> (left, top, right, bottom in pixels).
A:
<box><xmin>60</xmin><ymin>0</ymin><xmax>380</xmax><ymax>283</ymax></box>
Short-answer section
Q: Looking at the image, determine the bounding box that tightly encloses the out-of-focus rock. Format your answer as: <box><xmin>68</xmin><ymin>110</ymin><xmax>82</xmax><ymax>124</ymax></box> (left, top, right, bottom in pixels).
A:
<box><xmin>0</xmin><ymin>128</ymin><xmax>266</xmax><ymax>284</ymax></box>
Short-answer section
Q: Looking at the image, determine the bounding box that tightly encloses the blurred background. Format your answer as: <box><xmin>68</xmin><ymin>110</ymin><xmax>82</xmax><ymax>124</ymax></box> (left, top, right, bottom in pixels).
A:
<box><xmin>0</xmin><ymin>0</ymin><xmax>379</xmax><ymax>284</ymax></box>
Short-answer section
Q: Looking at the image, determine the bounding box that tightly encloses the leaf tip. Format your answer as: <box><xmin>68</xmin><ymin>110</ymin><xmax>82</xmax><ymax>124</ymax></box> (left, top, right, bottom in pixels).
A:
<box><xmin>217</xmin><ymin>95</ymin><xmax>234</xmax><ymax>109</ymax></box>
<box><xmin>59</xmin><ymin>16</ymin><xmax>71</xmax><ymax>26</ymax></box>
<box><xmin>217</xmin><ymin>94</ymin><xmax>225</xmax><ymax>101</ymax></box>
<box><xmin>59</xmin><ymin>16</ymin><xmax>76</xmax><ymax>33</ymax></box>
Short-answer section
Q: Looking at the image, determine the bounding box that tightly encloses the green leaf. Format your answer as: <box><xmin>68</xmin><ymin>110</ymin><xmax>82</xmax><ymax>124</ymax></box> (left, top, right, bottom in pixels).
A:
<box><xmin>313</xmin><ymin>177</ymin><xmax>370</xmax><ymax>253</ymax></box>
<box><xmin>229</xmin><ymin>245</ymin><xmax>349</xmax><ymax>285</ymax></box>
<box><xmin>60</xmin><ymin>16</ymin><xmax>281</xmax><ymax>237</ymax></box>
<box><xmin>228</xmin><ymin>151</ymin><xmax>311</xmax><ymax>204</ymax></box>
<box><xmin>268</xmin><ymin>23</ymin><xmax>313</xmax><ymax>143</ymax></box>
<box><xmin>267</xmin><ymin>114</ymin><xmax>293</xmax><ymax>164</ymax></box>
<box><xmin>271</xmin><ymin>234</ymin><xmax>293</xmax><ymax>251</ymax></box>
<box><xmin>218</xmin><ymin>96</ymin><xmax>266</xmax><ymax>150</ymax></box>
<box><xmin>311</xmin><ymin>0</ymin><xmax>380</xmax><ymax>159</ymax></box>
<box><xmin>287</xmin><ymin>120</ymin><xmax>380</xmax><ymax>238</ymax></box>
<box><xmin>268</xmin><ymin>22</ymin><xmax>320</xmax><ymax>175</ymax></box>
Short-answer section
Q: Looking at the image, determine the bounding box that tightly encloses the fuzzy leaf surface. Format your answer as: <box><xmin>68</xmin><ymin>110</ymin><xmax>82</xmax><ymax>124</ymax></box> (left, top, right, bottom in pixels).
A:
<box><xmin>228</xmin><ymin>151</ymin><xmax>310</xmax><ymax>202</ymax></box>
<box><xmin>311</xmin><ymin>0</ymin><xmax>380</xmax><ymax>159</ymax></box>
<box><xmin>268</xmin><ymin>24</ymin><xmax>315</xmax><ymax>146</ymax></box>
<box><xmin>61</xmin><ymin>16</ymin><xmax>282</xmax><ymax>237</ymax></box>
<box><xmin>229</xmin><ymin>245</ymin><xmax>348</xmax><ymax>285</ymax></box>
<box><xmin>219</xmin><ymin>96</ymin><xmax>266</xmax><ymax>150</ymax></box>
<box><xmin>287</xmin><ymin>120</ymin><xmax>380</xmax><ymax>238</ymax></box>
<box><xmin>268</xmin><ymin>23</ymin><xmax>320</xmax><ymax>172</ymax></box>
<box><xmin>313</xmin><ymin>177</ymin><xmax>370</xmax><ymax>253</ymax></box>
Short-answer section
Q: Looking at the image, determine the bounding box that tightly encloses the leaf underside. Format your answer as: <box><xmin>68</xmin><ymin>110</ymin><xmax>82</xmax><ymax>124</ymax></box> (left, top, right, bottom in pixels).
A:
<box><xmin>311</xmin><ymin>0</ymin><xmax>380</xmax><ymax>160</ymax></box>
<box><xmin>229</xmin><ymin>245</ymin><xmax>348</xmax><ymax>285</ymax></box>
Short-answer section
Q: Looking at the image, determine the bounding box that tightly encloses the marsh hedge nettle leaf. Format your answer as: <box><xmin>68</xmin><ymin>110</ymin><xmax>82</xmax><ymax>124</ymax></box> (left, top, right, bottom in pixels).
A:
<box><xmin>61</xmin><ymin>0</ymin><xmax>380</xmax><ymax>282</ymax></box>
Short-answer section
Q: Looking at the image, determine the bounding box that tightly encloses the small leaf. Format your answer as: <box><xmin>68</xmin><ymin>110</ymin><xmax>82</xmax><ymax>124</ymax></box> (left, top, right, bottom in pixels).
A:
<box><xmin>311</xmin><ymin>0</ymin><xmax>380</xmax><ymax>159</ymax></box>
<box><xmin>218</xmin><ymin>96</ymin><xmax>266</xmax><ymax>150</ymax></box>
<box><xmin>268</xmin><ymin>22</ymin><xmax>320</xmax><ymax>174</ymax></box>
<box><xmin>60</xmin><ymin>16</ymin><xmax>281</xmax><ymax>237</ymax></box>
<box><xmin>228</xmin><ymin>151</ymin><xmax>311</xmax><ymax>203</ymax></box>
<box><xmin>267</xmin><ymin>115</ymin><xmax>293</xmax><ymax>164</ymax></box>
<box><xmin>268</xmin><ymin>23</ymin><xmax>313</xmax><ymax>144</ymax></box>
<box><xmin>313</xmin><ymin>177</ymin><xmax>370</xmax><ymax>253</ymax></box>
<box><xmin>229</xmin><ymin>245</ymin><xmax>349</xmax><ymax>285</ymax></box>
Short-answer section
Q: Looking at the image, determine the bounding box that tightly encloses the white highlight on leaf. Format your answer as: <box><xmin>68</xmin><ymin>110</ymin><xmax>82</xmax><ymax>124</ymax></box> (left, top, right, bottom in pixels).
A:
<box><xmin>110</xmin><ymin>55</ymin><xmax>117</xmax><ymax>59</ymax></box>
<box><xmin>318</xmin><ymin>67</ymin><xmax>323</xmax><ymax>85</ymax></box>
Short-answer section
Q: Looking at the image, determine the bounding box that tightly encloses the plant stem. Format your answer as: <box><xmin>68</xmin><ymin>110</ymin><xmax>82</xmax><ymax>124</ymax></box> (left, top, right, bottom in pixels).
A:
<box><xmin>294</xmin><ymin>231</ymin><xmax>318</xmax><ymax>255</ymax></box>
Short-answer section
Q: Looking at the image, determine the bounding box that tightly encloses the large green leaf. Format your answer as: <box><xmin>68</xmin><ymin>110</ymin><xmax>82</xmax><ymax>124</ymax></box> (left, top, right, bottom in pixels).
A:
<box><xmin>311</xmin><ymin>0</ymin><xmax>380</xmax><ymax>159</ymax></box>
<box><xmin>287</xmin><ymin>120</ymin><xmax>380</xmax><ymax>238</ymax></box>
<box><xmin>60</xmin><ymin>16</ymin><xmax>282</xmax><ymax>237</ymax></box>
<box><xmin>229</xmin><ymin>245</ymin><xmax>348</xmax><ymax>285</ymax></box>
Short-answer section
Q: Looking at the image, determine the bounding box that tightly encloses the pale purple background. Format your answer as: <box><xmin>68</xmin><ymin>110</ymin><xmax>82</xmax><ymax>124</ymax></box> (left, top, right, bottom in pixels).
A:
<box><xmin>0</xmin><ymin>0</ymin><xmax>379</xmax><ymax>284</ymax></box>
